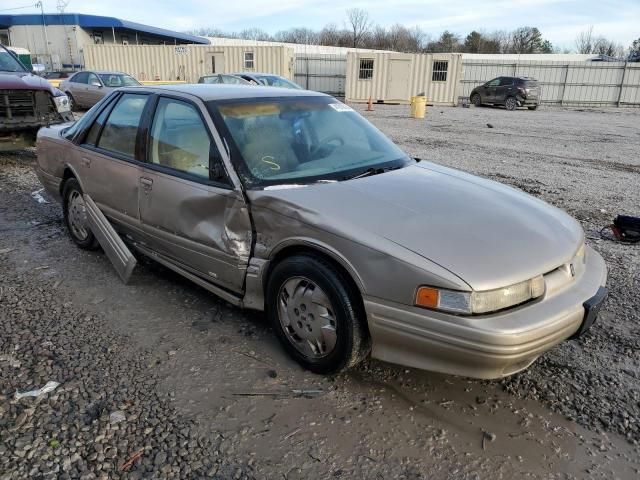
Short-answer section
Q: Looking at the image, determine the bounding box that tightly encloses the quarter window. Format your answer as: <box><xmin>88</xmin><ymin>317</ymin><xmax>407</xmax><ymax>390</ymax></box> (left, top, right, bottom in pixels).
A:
<box><xmin>84</xmin><ymin>104</ymin><xmax>111</xmax><ymax>145</ymax></box>
<box><xmin>359</xmin><ymin>58</ymin><xmax>374</xmax><ymax>80</ymax></box>
<box><xmin>149</xmin><ymin>98</ymin><xmax>222</xmax><ymax>181</ymax></box>
<box><xmin>97</xmin><ymin>93</ymin><xmax>148</xmax><ymax>158</ymax></box>
<box><xmin>432</xmin><ymin>60</ymin><xmax>448</xmax><ymax>82</ymax></box>
<box><xmin>244</xmin><ymin>51</ymin><xmax>254</xmax><ymax>69</ymax></box>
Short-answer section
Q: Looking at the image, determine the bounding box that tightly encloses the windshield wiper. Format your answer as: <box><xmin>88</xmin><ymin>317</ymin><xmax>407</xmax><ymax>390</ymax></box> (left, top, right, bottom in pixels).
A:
<box><xmin>342</xmin><ymin>166</ymin><xmax>400</xmax><ymax>181</ymax></box>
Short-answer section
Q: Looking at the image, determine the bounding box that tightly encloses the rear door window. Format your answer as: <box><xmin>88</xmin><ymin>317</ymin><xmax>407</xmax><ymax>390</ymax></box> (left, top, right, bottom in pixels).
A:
<box><xmin>499</xmin><ymin>77</ymin><xmax>514</xmax><ymax>86</ymax></box>
<box><xmin>71</xmin><ymin>72</ymin><xmax>89</xmax><ymax>84</ymax></box>
<box><xmin>87</xmin><ymin>72</ymin><xmax>101</xmax><ymax>86</ymax></box>
<box><xmin>96</xmin><ymin>93</ymin><xmax>148</xmax><ymax>158</ymax></box>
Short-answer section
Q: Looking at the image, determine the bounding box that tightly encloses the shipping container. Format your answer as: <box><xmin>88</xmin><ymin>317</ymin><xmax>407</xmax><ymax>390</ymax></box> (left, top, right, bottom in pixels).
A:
<box><xmin>345</xmin><ymin>52</ymin><xmax>463</xmax><ymax>105</ymax></box>
<box><xmin>83</xmin><ymin>44</ymin><xmax>295</xmax><ymax>83</ymax></box>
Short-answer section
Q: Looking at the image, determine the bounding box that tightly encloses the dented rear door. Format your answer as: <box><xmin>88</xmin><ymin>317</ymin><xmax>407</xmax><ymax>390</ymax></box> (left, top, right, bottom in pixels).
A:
<box><xmin>138</xmin><ymin>95</ymin><xmax>252</xmax><ymax>294</ymax></box>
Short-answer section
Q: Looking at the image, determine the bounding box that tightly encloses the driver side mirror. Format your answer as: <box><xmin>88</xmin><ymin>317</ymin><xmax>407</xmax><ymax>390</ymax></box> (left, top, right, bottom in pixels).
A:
<box><xmin>91</xmin><ymin>80</ymin><xmax>102</xmax><ymax>88</ymax></box>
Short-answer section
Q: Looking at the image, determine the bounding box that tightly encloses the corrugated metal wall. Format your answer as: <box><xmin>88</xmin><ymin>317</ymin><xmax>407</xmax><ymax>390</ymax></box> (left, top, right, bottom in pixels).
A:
<box><xmin>294</xmin><ymin>55</ymin><xmax>346</xmax><ymax>96</ymax></box>
<box><xmin>460</xmin><ymin>60</ymin><xmax>640</xmax><ymax>107</ymax></box>
<box><xmin>344</xmin><ymin>52</ymin><xmax>463</xmax><ymax>105</ymax></box>
<box><xmin>83</xmin><ymin>44</ymin><xmax>295</xmax><ymax>83</ymax></box>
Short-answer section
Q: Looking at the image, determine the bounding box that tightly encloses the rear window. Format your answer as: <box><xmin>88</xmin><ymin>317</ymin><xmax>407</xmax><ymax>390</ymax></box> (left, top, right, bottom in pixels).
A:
<box><xmin>520</xmin><ymin>79</ymin><xmax>539</xmax><ymax>87</ymax></box>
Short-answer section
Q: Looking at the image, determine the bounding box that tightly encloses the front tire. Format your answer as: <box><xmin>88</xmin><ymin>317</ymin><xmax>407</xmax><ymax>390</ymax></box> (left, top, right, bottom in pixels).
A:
<box><xmin>505</xmin><ymin>96</ymin><xmax>518</xmax><ymax>111</ymax></box>
<box><xmin>528</xmin><ymin>105</ymin><xmax>538</xmax><ymax>110</ymax></box>
<box><xmin>471</xmin><ymin>94</ymin><xmax>482</xmax><ymax>107</ymax></box>
<box><xmin>62</xmin><ymin>178</ymin><xmax>99</xmax><ymax>250</ymax></box>
<box><xmin>266</xmin><ymin>254</ymin><xmax>370</xmax><ymax>374</ymax></box>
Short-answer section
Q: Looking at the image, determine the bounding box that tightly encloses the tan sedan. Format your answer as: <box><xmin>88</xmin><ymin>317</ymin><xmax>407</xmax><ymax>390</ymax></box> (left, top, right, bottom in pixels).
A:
<box><xmin>59</xmin><ymin>70</ymin><xmax>140</xmax><ymax>110</ymax></box>
<box><xmin>35</xmin><ymin>85</ymin><xmax>607</xmax><ymax>378</ymax></box>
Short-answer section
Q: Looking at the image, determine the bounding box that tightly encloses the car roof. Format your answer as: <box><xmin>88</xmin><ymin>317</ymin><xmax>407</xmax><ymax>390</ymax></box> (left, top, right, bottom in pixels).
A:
<box><xmin>234</xmin><ymin>72</ymin><xmax>284</xmax><ymax>77</ymax></box>
<box><xmin>73</xmin><ymin>70</ymin><xmax>129</xmax><ymax>75</ymax></box>
<box><xmin>200</xmin><ymin>73</ymin><xmax>243</xmax><ymax>77</ymax></box>
<box><xmin>126</xmin><ymin>84</ymin><xmax>327</xmax><ymax>101</ymax></box>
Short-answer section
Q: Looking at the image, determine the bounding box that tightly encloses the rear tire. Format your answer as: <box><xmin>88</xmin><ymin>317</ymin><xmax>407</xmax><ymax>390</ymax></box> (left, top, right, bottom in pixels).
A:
<box><xmin>266</xmin><ymin>254</ymin><xmax>370</xmax><ymax>374</ymax></box>
<box><xmin>505</xmin><ymin>96</ymin><xmax>517</xmax><ymax>111</ymax></box>
<box><xmin>62</xmin><ymin>178</ymin><xmax>99</xmax><ymax>250</ymax></box>
<box><xmin>471</xmin><ymin>94</ymin><xmax>482</xmax><ymax>107</ymax></box>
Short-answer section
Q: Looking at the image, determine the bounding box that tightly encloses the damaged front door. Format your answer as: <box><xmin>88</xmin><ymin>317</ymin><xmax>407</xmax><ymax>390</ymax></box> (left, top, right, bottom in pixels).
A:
<box><xmin>138</xmin><ymin>96</ymin><xmax>252</xmax><ymax>293</ymax></box>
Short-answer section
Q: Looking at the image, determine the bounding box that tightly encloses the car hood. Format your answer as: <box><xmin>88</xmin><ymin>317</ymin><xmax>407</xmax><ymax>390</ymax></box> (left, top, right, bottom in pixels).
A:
<box><xmin>0</xmin><ymin>71</ymin><xmax>54</xmax><ymax>91</ymax></box>
<box><xmin>250</xmin><ymin>162</ymin><xmax>584</xmax><ymax>291</ymax></box>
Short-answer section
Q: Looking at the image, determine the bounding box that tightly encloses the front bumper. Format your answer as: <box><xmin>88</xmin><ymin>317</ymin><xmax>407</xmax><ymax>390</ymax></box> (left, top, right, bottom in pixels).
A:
<box><xmin>365</xmin><ymin>245</ymin><xmax>607</xmax><ymax>379</ymax></box>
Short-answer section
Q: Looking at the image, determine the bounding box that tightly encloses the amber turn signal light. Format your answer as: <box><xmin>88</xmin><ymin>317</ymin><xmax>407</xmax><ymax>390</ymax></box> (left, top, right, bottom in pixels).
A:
<box><xmin>415</xmin><ymin>287</ymin><xmax>439</xmax><ymax>308</ymax></box>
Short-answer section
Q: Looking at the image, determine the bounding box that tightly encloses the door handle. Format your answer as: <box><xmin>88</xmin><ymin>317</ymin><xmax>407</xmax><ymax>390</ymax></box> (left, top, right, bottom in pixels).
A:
<box><xmin>140</xmin><ymin>177</ymin><xmax>153</xmax><ymax>192</ymax></box>
<box><xmin>81</xmin><ymin>157</ymin><xmax>91</xmax><ymax>167</ymax></box>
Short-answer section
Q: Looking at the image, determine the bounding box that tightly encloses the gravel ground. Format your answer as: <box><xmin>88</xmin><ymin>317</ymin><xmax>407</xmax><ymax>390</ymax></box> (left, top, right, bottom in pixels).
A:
<box><xmin>1</xmin><ymin>104</ymin><xmax>639</xmax><ymax>479</ymax></box>
<box><xmin>360</xmin><ymin>103</ymin><xmax>640</xmax><ymax>443</ymax></box>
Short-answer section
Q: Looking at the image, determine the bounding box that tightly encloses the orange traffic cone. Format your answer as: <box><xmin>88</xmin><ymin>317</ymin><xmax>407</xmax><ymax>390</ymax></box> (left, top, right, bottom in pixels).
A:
<box><xmin>367</xmin><ymin>96</ymin><xmax>374</xmax><ymax>111</ymax></box>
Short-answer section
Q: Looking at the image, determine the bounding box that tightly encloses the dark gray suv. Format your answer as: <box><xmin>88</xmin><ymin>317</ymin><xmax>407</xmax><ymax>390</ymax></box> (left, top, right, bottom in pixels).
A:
<box><xmin>470</xmin><ymin>76</ymin><xmax>540</xmax><ymax>110</ymax></box>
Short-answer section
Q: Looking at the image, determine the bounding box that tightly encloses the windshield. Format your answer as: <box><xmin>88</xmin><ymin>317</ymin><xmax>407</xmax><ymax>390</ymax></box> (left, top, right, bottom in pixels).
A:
<box><xmin>99</xmin><ymin>73</ymin><xmax>140</xmax><ymax>87</ymax></box>
<box><xmin>212</xmin><ymin>96</ymin><xmax>410</xmax><ymax>187</ymax></box>
<box><xmin>0</xmin><ymin>48</ymin><xmax>27</xmax><ymax>72</ymax></box>
<box><xmin>256</xmin><ymin>75</ymin><xmax>302</xmax><ymax>89</ymax></box>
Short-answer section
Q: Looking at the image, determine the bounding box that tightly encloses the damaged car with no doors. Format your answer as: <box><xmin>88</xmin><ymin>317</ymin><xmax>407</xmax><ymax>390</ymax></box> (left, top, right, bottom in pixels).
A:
<box><xmin>35</xmin><ymin>84</ymin><xmax>607</xmax><ymax>378</ymax></box>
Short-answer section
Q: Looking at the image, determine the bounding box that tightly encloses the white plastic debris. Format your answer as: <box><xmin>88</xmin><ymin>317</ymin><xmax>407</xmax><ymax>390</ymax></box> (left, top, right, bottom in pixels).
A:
<box><xmin>109</xmin><ymin>410</ymin><xmax>126</xmax><ymax>424</ymax></box>
<box><xmin>14</xmin><ymin>381</ymin><xmax>60</xmax><ymax>400</ymax></box>
<box><xmin>31</xmin><ymin>188</ymin><xmax>49</xmax><ymax>204</ymax></box>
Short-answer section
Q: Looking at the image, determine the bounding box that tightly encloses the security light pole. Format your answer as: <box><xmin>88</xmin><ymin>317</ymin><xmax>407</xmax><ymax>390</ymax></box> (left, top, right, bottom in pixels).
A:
<box><xmin>36</xmin><ymin>1</ymin><xmax>51</xmax><ymax>68</ymax></box>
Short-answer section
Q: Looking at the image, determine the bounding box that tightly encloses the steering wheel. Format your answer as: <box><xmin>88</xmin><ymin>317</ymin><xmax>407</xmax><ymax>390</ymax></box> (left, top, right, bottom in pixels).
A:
<box><xmin>310</xmin><ymin>135</ymin><xmax>345</xmax><ymax>159</ymax></box>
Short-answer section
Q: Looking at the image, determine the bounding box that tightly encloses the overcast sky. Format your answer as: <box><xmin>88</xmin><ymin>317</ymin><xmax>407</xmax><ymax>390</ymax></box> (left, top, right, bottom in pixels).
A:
<box><xmin>2</xmin><ymin>0</ymin><xmax>638</xmax><ymax>50</ymax></box>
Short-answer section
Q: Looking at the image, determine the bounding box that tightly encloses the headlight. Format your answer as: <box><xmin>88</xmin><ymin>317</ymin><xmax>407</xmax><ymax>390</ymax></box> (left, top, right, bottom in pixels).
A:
<box><xmin>53</xmin><ymin>94</ymin><xmax>70</xmax><ymax>113</ymax></box>
<box><xmin>416</xmin><ymin>275</ymin><xmax>545</xmax><ymax>315</ymax></box>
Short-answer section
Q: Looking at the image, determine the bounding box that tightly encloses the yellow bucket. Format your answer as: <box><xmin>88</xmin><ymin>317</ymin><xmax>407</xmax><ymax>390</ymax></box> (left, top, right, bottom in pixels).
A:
<box><xmin>410</xmin><ymin>95</ymin><xmax>427</xmax><ymax>119</ymax></box>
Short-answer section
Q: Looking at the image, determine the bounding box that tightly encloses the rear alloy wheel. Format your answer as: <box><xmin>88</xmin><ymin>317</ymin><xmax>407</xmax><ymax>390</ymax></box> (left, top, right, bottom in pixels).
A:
<box><xmin>505</xmin><ymin>97</ymin><xmax>518</xmax><ymax>111</ymax></box>
<box><xmin>267</xmin><ymin>254</ymin><xmax>370</xmax><ymax>374</ymax></box>
<box><xmin>62</xmin><ymin>178</ymin><xmax>99</xmax><ymax>250</ymax></box>
<box><xmin>471</xmin><ymin>94</ymin><xmax>482</xmax><ymax>106</ymax></box>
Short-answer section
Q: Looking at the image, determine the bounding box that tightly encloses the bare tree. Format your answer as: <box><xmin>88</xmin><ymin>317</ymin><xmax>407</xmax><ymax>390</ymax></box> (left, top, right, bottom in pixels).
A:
<box><xmin>318</xmin><ymin>23</ymin><xmax>341</xmax><ymax>46</ymax></box>
<box><xmin>345</xmin><ymin>8</ymin><xmax>371</xmax><ymax>48</ymax></box>
<box><xmin>274</xmin><ymin>28</ymin><xmax>319</xmax><ymax>45</ymax></box>
<box><xmin>575</xmin><ymin>26</ymin><xmax>594</xmax><ymax>54</ymax></box>
<box><xmin>593</xmin><ymin>37</ymin><xmax>624</xmax><ymax>58</ymax></box>
<box><xmin>575</xmin><ymin>26</ymin><xmax>624</xmax><ymax>57</ymax></box>
<box><xmin>238</xmin><ymin>28</ymin><xmax>272</xmax><ymax>41</ymax></box>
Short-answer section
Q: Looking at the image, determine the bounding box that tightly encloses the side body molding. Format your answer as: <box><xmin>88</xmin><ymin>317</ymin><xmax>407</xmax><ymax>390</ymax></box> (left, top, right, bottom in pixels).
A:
<box><xmin>84</xmin><ymin>194</ymin><xmax>137</xmax><ymax>283</ymax></box>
